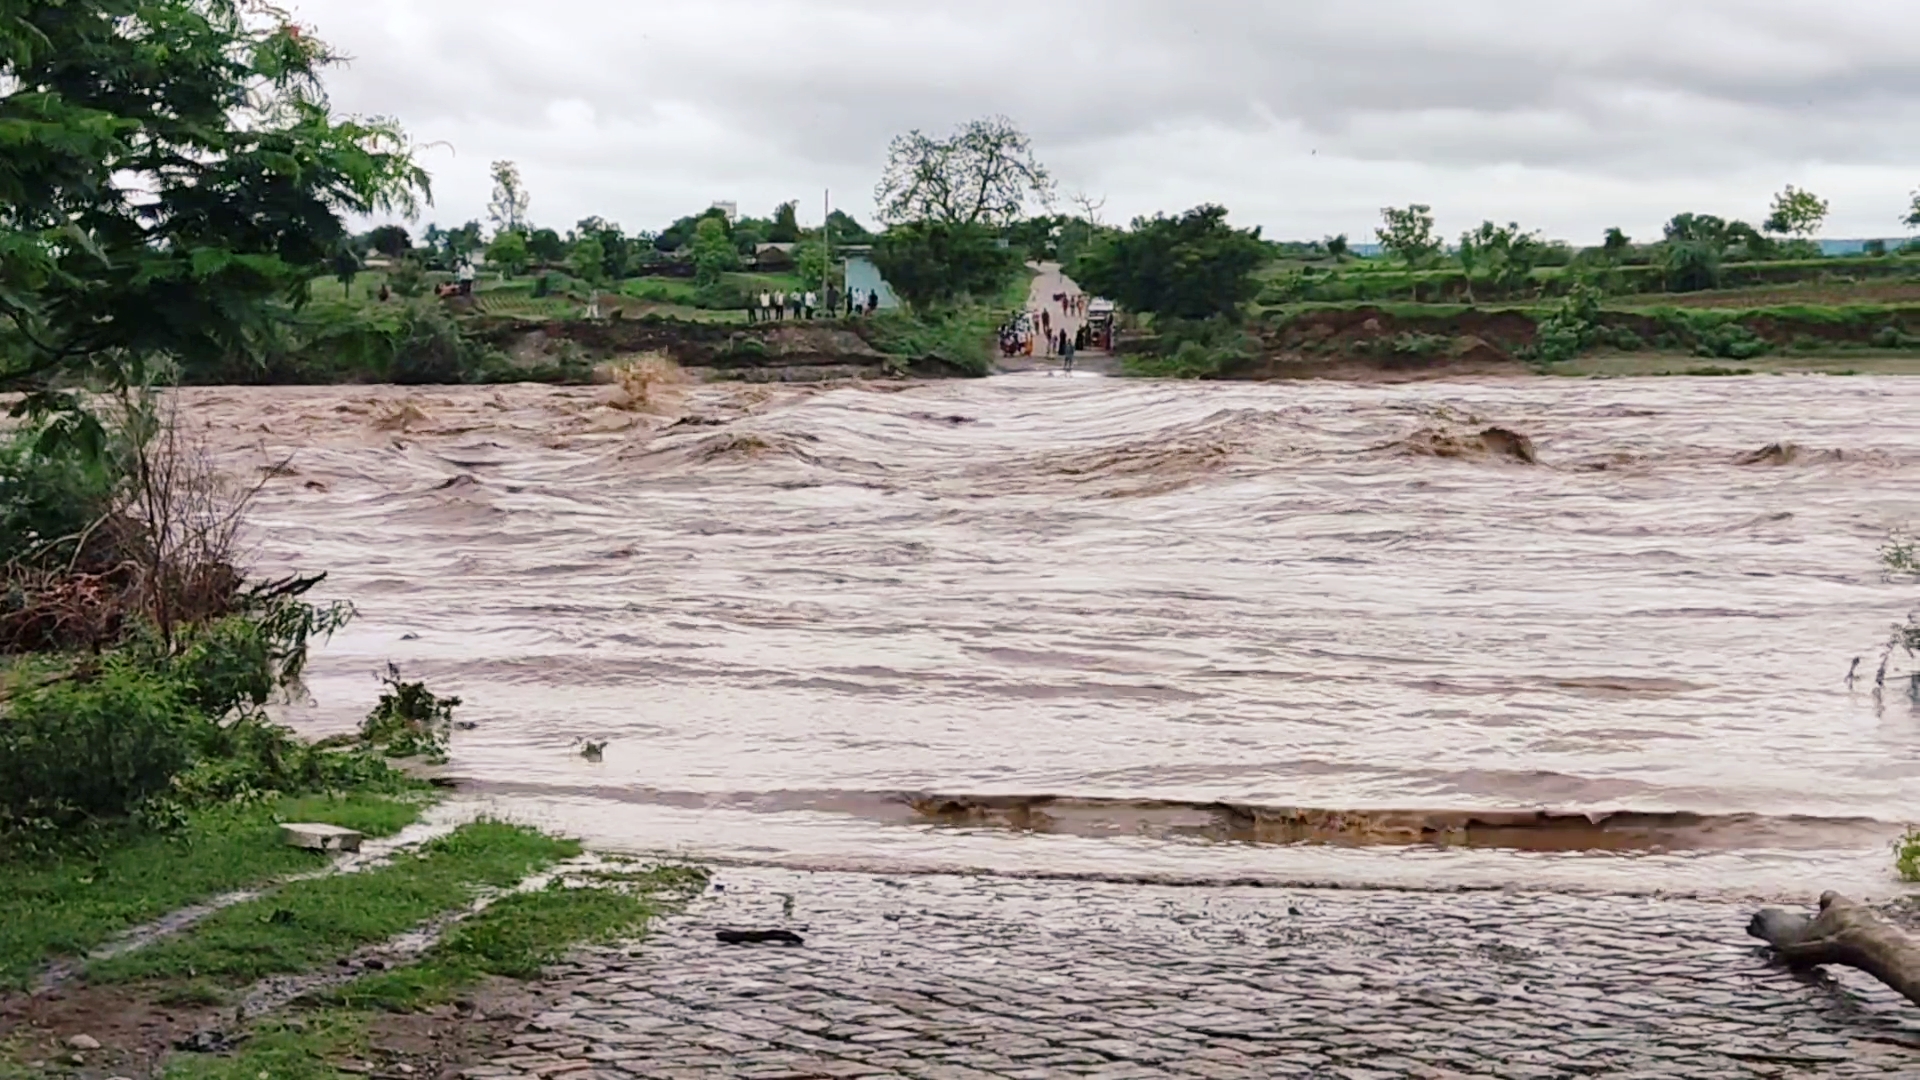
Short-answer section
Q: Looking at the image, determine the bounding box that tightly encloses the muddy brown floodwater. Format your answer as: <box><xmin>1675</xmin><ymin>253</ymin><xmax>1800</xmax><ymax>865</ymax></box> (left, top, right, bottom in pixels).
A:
<box><xmin>194</xmin><ymin>373</ymin><xmax>1920</xmax><ymax>902</ymax></box>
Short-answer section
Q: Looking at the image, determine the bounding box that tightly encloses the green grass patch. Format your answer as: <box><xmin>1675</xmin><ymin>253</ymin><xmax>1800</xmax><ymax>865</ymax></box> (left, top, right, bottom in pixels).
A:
<box><xmin>330</xmin><ymin>874</ymin><xmax>682</xmax><ymax>1010</ymax></box>
<box><xmin>163</xmin><ymin>1010</ymin><xmax>369</xmax><ymax>1080</ymax></box>
<box><xmin>89</xmin><ymin>821</ymin><xmax>576</xmax><ymax>986</ymax></box>
<box><xmin>161</xmin><ymin>864</ymin><xmax>706</xmax><ymax>1080</ymax></box>
<box><xmin>0</xmin><ymin>793</ymin><xmax>426</xmax><ymax>988</ymax></box>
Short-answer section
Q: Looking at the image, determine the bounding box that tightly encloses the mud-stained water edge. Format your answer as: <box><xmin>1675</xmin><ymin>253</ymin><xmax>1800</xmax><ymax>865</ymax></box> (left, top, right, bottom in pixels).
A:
<box><xmin>191</xmin><ymin>374</ymin><xmax>1920</xmax><ymax>901</ymax></box>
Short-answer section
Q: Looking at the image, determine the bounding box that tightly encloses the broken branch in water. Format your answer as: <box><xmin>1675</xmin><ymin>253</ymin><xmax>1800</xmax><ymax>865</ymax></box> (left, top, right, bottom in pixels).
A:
<box><xmin>1748</xmin><ymin>892</ymin><xmax>1920</xmax><ymax>1007</ymax></box>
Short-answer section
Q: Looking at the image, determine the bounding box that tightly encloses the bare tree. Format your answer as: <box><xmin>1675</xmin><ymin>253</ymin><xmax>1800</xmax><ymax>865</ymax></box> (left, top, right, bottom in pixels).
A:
<box><xmin>1072</xmin><ymin>191</ymin><xmax>1108</xmax><ymax>226</ymax></box>
<box><xmin>487</xmin><ymin>160</ymin><xmax>531</xmax><ymax>235</ymax></box>
<box><xmin>112</xmin><ymin>387</ymin><xmax>257</xmax><ymax>647</ymax></box>
<box><xmin>875</xmin><ymin>116</ymin><xmax>1055</xmax><ymax>227</ymax></box>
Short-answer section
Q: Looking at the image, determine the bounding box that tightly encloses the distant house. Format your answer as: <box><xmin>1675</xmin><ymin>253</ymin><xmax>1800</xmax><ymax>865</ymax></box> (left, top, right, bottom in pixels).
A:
<box><xmin>839</xmin><ymin>246</ymin><xmax>900</xmax><ymax>310</ymax></box>
<box><xmin>754</xmin><ymin>242</ymin><xmax>797</xmax><ymax>271</ymax></box>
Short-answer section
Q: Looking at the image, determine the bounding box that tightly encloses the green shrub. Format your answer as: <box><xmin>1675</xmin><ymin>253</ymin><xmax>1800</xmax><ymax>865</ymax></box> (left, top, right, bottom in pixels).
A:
<box><xmin>0</xmin><ymin>657</ymin><xmax>202</xmax><ymax>832</ymax></box>
<box><xmin>1521</xmin><ymin>283</ymin><xmax>1603</xmax><ymax>366</ymax></box>
<box><xmin>1899</xmin><ymin>828</ymin><xmax>1920</xmax><ymax>883</ymax></box>
<box><xmin>1871</xmin><ymin>325</ymin><xmax>1920</xmax><ymax>349</ymax></box>
<box><xmin>0</xmin><ymin>421</ymin><xmax>119</xmax><ymax>568</ymax></box>
<box><xmin>1605</xmin><ymin>327</ymin><xmax>1646</xmax><ymax>351</ymax></box>
<box><xmin>386</xmin><ymin>258</ymin><xmax>428</xmax><ymax>299</ymax></box>
<box><xmin>1122</xmin><ymin>316</ymin><xmax>1257</xmax><ymax>378</ymax></box>
<box><xmin>1693</xmin><ymin>322</ymin><xmax>1769</xmax><ymax>360</ymax></box>
<box><xmin>358</xmin><ymin>664</ymin><xmax>461</xmax><ymax>763</ymax></box>
<box><xmin>861</xmin><ymin>308</ymin><xmax>999</xmax><ymax>376</ymax></box>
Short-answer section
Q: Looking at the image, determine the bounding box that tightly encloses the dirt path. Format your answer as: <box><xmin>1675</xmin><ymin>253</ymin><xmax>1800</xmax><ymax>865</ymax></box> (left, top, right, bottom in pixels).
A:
<box><xmin>998</xmin><ymin>261</ymin><xmax>1114</xmax><ymax>375</ymax></box>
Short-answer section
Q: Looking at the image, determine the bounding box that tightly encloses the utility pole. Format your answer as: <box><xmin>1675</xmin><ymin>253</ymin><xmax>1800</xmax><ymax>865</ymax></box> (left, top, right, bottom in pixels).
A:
<box><xmin>823</xmin><ymin>188</ymin><xmax>832</xmax><ymax>311</ymax></box>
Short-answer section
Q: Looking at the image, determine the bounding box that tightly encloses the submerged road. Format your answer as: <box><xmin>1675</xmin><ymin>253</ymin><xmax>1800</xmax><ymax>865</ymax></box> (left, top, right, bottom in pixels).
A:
<box><xmin>467</xmin><ymin>867</ymin><xmax>1920</xmax><ymax>1079</ymax></box>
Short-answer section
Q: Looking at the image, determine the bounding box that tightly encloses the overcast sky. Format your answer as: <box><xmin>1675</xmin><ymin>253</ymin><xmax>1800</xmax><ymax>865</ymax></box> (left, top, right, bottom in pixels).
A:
<box><xmin>299</xmin><ymin>0</ymin><xmax>1920</xmax><ymax>244</ymax></box>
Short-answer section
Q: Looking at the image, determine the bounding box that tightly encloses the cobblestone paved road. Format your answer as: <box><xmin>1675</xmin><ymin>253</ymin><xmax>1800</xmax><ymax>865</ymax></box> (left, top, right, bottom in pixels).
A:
<box><xmin>467</xmin><ymin>868</ymin><xmax>1920</xmax><ymax>1079</ymax></box>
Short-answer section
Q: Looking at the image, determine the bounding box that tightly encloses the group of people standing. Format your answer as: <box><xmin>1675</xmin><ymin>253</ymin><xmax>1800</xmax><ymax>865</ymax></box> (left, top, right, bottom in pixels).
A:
<box><xmin>999</xmin><ymin>294</ymin><xmax>1090</xmax><ymax>372</ymax></box>
<box><xmin>749</xmin><ymin>289</ymin><xmax>816</xmax><ymax>322</ymax></box>
<box><xmin>748</xmin><ymin>287</ymin><xmax>881</xmax><ymax>323</ymax></box>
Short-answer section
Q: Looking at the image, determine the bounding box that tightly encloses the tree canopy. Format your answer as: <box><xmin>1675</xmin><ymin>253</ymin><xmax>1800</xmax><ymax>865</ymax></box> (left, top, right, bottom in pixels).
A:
<box><xmin>0</xmin><ymin>0</ymin><xmax>429</xmax><ymax>394</ymax></box>
<box><xmin>1073</xmin><ymin>205</ymin><xmax>1268</xmax><ymax>322</ymax></box>
<box><xmin>1457</xmin><ymin>221</ymin><xmax>1542</xmax><ymax>301</ymax></box>
<box><xmin>875</xmin><ymin>116</ymin><xmax>1054</xmax><ymax>227</ymax></box>
<box><xmin>691</xmin><ymin>217</ymin><xmax>736</xmax><ymax>287</ymax></box>
<box><xmin>488</xmin><ymin>160</ymin><xmax>531</xmax><ymax>235</ymax></box>
<box><xmin>870</xmin><ymin>221</ymin><xmax>1020</xmax><ymax>310</ymax></box>
<box><xmin>485</xmin><ymin>230</ymin><xmax>529</xmax><ymax>276</ymax></box>
<box><xmin>368</xmin><ymin>225</ymin><xmax>413</xmax><ymax>259</ymax></box>
<box><xmin>769</xmin><ymin>202</ymin><xmax>801</xmax><ymax>244</ymax></box>
<box><xmin>1376</xmin><ymin>205</ymin><xmax>1440</xmax><ymax>268</ymax></box>
<box><xmin>1764</xmin><ymin>186</ymin><xmax>1828</xmax><ymax>238</ymax></box>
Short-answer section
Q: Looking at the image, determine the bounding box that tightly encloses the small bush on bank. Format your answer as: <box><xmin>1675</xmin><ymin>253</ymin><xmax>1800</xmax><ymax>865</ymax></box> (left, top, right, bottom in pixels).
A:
<box><xmin>1122</xmin><ymin>316</ymin><xmax>1258</xmax><ymax>379</ymax></box>
<box><xmin>359</xmin><ymin>664</ymin><xmax>462</xmax><ymax>763</ymax></box>
<box><xmin>862</xmin><ymin>309</ymin><xmax>999</xmax><ymax>376</ymax></box>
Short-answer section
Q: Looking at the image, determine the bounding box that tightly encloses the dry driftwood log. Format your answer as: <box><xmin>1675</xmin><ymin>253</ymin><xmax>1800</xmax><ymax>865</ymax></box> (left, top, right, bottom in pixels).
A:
<box><xmin>1749</xmin><ymin>891</ymin><xmax>1920</xmax><ymax>1006</ymax></box>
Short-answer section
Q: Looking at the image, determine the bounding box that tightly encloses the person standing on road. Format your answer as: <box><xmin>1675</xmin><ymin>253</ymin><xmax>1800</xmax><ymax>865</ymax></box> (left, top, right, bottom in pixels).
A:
<box><xmin>866</xmin><ymin>290</ymin><xmax>878</xmax><ymax>315</ymax></box>
<box><xmin>1062</xmin><ymin>332</ymin><xmax>1076</xmax><ymax>374</ymax></box>
<box><xmin>456</xmin><ymin>260</ymin><xmax>475</xmax><ymax>296</ymax></box>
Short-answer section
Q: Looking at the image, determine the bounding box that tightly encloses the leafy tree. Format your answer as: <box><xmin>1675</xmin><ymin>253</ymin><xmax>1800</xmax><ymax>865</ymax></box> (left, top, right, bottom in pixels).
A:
<box><xmin>875</xmin><ymin>116</ymin><xmax>1054</xmax><ymax>226</ymax></box>
<box><xmin>567</xmin><ymin>238</ymin><xmax>606</xmax><ymax>286</ymax></box>
<box><xmin>1660</xmin><ymin>241</ymin><xmax>1723</xmax><ymax>292</ymax></box>
<box><xmin>1664</xmin><ymin>213</ymin><xmax>1730</xmax><ymax>248</ymax></box>
<box><xmin>871</xmin><ymin>221</ymin><xmax>1021</xmax><ymax>310</ymax></box>
<box><xmin>1457</xmin><ymin>221</ymin><xmax>1541</xmax><ymax>302</ymax></box>
<box><xmin>795</xmin><ymin>239</ymin><xmax>834</xmax><ymax>293</ymax></box>
<box><xmin>731</xmin><ymin>217</ymin><xmax>770</xmax><ymax>255</ymax></box>
<box><xmin>487</xmin><ymin>161</ymin><xmax>531</xmax><ymax>235</ymax></box>
<box><xmin>1602</xmin><ymin>227</ymin><xmax>1632</xmax><ymax>260</ymax></box>
<box><xmin>0</xmin><ymin>0</ymin><xmax>428</xmax><ymax>396</ymax></box>
<box><xmin>1073</xmin><ymin>205</ymin><xmax>1269</xmax><ymax>322</ymax></box>
<box><xmin>1906</xmin><ymin>189</ymin><xmax>1920</xmax><ymax>230</ymax></box>
<box><xmin>825</xmin><ymin>210</ymin><xmax>873</xmax><ymax>244</ymax></box>
<box><xmin>442</xmin><ymin>221</ymin><xmax>484</xmax><ymax>264</ymax></box>
<box><xmin>1004</xmin><ymin>215</ymin><xmax>1065</xmax><ymax>261</ymax></box>
<box><xmin>691</xmin><ymin>218</ymin><xmax>737</xmax><ymax>287</ymax></box>
<box><xmin>486</xmin><ymin>231</ymin><xmax>530</xmax><ymax>277</ymax></box>
<box><xmin>1764</xmin><ymin>185</ymin><xmax>1828</xmax><ymax>238</ymax></box>
<box><xmin>769</xmin><ymin>202</ymin><xmax>802</xmax><ymax>244</ymax></box>
<box><xmin>527</xmin><ymin>228</ymin><xmax>566</xmax><ymax>265</ymax></box>
<box><xmin>1325</xmin><ymin>234</ymin><xmax>1350</xmax><ymax>261</ymax></box>
<box><xmin>571</xmin><ymin>218</ymin><xmax>632</xmax><ymax>280</ymax></box>
<box><xmin>656</xmin><ymin>208</ymin><xmax>730</xmax><ymax>253</ymax></box>
<box><xmin>1376</xmin><ymin>205</ymin><xmax>1440</xmax><ymax>268</ymax></box>
<box><xmin>369</xmin><ymin>225</ymin><xmax>414</xmax><ymax>260</ymax></box>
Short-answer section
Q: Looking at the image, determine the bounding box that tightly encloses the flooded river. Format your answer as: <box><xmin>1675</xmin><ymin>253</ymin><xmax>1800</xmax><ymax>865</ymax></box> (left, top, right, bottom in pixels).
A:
<box><xmin>198</xmin><ymin>374</ymin><xmax>1920</xmax><ymax>900</ymax></box>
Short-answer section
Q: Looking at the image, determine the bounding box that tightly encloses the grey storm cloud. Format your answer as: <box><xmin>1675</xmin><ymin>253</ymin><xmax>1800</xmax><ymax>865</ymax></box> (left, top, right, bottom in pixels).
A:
<box><xmin>296</xmin><ymin>0</ymin><xmax>1920</xmax><ymax>241</ymax></box>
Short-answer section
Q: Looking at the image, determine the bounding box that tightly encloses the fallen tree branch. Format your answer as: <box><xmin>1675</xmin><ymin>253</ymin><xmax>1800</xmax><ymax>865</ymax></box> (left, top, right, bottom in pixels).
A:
<box><xmin>1749</xmin><ymin>891</ymin><xmax>1920</xmax><ymax>1006</ymax></box>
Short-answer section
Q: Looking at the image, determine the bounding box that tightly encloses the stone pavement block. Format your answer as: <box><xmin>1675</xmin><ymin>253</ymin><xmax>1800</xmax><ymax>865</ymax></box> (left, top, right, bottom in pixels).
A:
<box><xmin>492</xmin><ymin>867</ymin><xmax>1920</xmax><ymax>1080</ymax></box>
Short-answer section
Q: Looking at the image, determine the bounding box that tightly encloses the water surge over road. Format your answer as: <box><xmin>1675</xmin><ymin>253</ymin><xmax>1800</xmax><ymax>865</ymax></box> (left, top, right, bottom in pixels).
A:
<box><xmin>199</xmin><ymin>374</ymin><xmax>1920</xmax><ymax>900</ymax></box>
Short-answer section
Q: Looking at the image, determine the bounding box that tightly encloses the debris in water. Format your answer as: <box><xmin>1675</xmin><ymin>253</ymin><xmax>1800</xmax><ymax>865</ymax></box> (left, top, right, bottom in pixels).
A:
<box><xmin>716</xmin><ymin>929</ymin><xmax>804</xmax><ymax>946</ymax></box>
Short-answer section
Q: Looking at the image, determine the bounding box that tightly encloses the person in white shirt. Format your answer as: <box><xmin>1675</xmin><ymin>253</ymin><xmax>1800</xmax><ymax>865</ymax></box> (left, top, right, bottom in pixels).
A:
<box><xmin>803</xmin><ymin>291</ymin><xmax>817</xmax><ymax>319</ymax></box>
<box><xmin>456</xmin><ymin>260</ymin><xmax>475</xmax><ymax>295</ymax></box>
